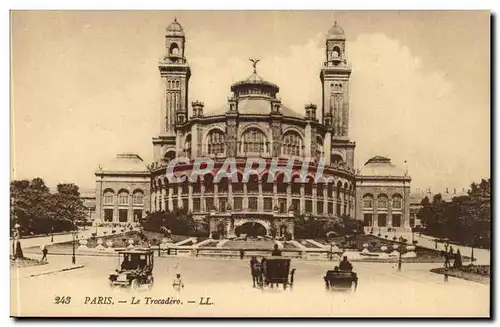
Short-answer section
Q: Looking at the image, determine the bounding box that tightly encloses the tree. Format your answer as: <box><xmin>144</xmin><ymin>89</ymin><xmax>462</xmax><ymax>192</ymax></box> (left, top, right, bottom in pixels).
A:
<box><xmin>10</xmin><ymin>178</ymin><xmax>85</xmax><ymax>235</ymax></box>
<box><xmin>418</xmin><ymin>178</ymin><xmax>491</xmax><ymax>248</ymax></box>
<box><xmin>10</xmin><ymin>178</ymin><xmax>53</xmax><ymax>235</ymax></box>
<box><xmin>141</xmin><ymin>207</ymin><xmax>197</xmax><ymax>236</ymax></box>
<box><xmin>53</xmin><ymin>183</ymin><xmax>86</xmax><ymax>228</ymax></box>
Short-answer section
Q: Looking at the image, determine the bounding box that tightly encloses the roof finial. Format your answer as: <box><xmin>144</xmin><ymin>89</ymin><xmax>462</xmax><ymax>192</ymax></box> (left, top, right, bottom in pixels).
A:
<box><xmin>249</xmin><ymin>58</ymin><xmax>260</xmax><ymax>74</ymax></box>
<box><xmin>174</xmin><ymin>17</ymin><xmax>178</xmax><ymax>23</ymax></box>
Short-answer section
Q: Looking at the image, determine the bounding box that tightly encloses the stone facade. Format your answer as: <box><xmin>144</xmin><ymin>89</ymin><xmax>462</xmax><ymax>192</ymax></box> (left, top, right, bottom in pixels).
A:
<box><xmin>355</xmin><ymin>156</ymin><xmax>411</xmax><ymax>232</ymax></box>
<box><xmin>95</xmin><ymin>154</ymin><xmax>151</xmax><ymax>224</ymax></box>
<box><xmin>93</xmin><ymin>19</ymin><xmax>413</xmax><ymax>234</ymax></box>
<box><xmin>145</xmin><ymin>19</ymin><xmax>358</xmax><ymax>235</ymax></box>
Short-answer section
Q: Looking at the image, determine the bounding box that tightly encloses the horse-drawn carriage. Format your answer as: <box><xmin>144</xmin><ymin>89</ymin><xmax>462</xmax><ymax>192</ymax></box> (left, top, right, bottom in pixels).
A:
<box><xmin>251</xmin><ymin>257</ymin><xmax>296</xmax><ymax>290</ymax></box>
<box><xmin>109</xmin><ymin>249</ymin><xmax>154</xmax><ymax>290</ymax></box>
<box><xmin>324</xmin><ymin>269</ymin><xmax>358</xmax><ymax>292</ymax></box>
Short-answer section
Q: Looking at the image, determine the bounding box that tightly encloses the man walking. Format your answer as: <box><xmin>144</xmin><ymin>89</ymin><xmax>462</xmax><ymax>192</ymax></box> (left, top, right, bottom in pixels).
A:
<box><xmin>41</xmin><ymin>245</ymin><xmax>48</xmax><ymax>262</ymax></box>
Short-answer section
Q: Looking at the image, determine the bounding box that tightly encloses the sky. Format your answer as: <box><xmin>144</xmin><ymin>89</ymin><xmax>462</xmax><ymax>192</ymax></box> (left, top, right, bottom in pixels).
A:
<box><xmin>10</xmin><ymin>10</ymin><xmax>490</xmax><ymax>193</ymax></box>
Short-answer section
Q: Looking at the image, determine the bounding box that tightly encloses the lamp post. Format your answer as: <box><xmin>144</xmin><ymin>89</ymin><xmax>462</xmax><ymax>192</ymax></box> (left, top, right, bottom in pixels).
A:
<box><xmin>397</xmin><ymin>249</ymin><xmax>402</xmax><ymax>272</ymax></box>
<box><xmin>71</xmin><ymin>212</ymin><xmax>77</xmax><ymax>265</ymax></box>
<box><xmin>71</xmin><ymin>229</ymin><xmax>78</xmax><ymax>264</ymax></box>
<box><xmin>471</xmin><ymin>235</ymin><xmax>481</xmax><ymax>265</ymax></box>
<box><xmin>13</xmin><ymin>223</ymin><xmax>21</xmax><ymax>258</ymax></box>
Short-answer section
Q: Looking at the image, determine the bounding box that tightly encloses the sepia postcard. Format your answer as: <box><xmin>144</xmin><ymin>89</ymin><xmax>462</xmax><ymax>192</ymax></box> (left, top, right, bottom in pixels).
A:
<box><xmin>10</xmin><ymin>10</ymin><xmax>491</xmax><ymax>318</ymax></box>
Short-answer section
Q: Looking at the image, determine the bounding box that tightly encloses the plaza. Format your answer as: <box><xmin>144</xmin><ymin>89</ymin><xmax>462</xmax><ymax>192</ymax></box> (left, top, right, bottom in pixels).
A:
<box><xmin>11</xmin><ymin>252</ymin><xmax>489</xmax><ymax>317</ymax></box>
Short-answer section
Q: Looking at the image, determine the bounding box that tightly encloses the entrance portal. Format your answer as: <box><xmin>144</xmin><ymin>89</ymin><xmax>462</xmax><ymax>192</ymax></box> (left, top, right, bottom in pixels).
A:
<box><xmin>234</xmin><ymin>222</ymin><xmax>267</xmax><ymax>237</ymax></box>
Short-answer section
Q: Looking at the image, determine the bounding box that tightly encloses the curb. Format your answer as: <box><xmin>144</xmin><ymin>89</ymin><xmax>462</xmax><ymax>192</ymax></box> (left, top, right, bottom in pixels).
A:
<box><xmin>28</xmin><ymin>265</ymin><xmax>85</xmax><ymax>278</ymax></box>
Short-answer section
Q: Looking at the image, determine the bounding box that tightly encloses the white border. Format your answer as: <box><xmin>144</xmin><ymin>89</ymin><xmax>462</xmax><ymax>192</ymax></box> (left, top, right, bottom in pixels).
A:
<box><xmin>3</xmin><ymin>2</ymin><xmax>498</xmax><ymax>326</ymax></box>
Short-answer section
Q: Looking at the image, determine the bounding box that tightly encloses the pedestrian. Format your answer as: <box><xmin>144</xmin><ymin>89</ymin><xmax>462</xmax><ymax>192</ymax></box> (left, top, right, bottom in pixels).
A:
<box><xmin>41</xmin><ymin>245</ymin><xmax>48</xmax><ymax>262</ymax></box>
<box><xmin>271</xmin><ymin>244</ymin><xmax>282</xmax><ymax>256</ymax></box>
<box><xmin>172</xmin><ymin>273</ymin><xmax>184</xmax><ymax>291</ymax></box>
<box><xmin>444</xmin><ymin>251</ymin><xmax>450</xmax><ymax>269</ymax></box>
<box><xmin>453</xmin><ymin>249</ymin><xmax>463</xmax><ymax>268</ymax></box>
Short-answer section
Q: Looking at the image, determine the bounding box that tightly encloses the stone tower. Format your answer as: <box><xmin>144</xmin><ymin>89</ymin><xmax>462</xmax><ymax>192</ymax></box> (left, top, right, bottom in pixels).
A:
<box><xmin>153</xmin><ymin>18</ymin><xmax>191</xmax><ymax>163</ymax></box>
<box><xmin>320</xmin><ymin>22</ymin><xmax>355</xmax><ymax>168</ymax></box>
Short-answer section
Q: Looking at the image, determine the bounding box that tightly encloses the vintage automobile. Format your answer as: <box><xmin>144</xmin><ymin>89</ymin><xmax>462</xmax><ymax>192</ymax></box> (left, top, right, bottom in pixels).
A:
<box><xmin>109</xmin><ymin>249</ymin><xmax>154</xmax><ymax>289</ymax></box>
<box><xmin>324</xmin><ymin>269</ymin><xmax>358</xmax><ymax>292</ymax></box>
<box><xmin>251</xmin><ymin>257</ymin><xmax>296</xmax><ymax>290</ymax></box>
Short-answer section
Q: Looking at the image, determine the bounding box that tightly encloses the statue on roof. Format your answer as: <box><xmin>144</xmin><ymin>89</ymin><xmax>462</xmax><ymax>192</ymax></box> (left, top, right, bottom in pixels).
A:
<box><xmin>249</xmin><ymin>58</ymin><xmax>260</xmax><ymax>74</ymax></box>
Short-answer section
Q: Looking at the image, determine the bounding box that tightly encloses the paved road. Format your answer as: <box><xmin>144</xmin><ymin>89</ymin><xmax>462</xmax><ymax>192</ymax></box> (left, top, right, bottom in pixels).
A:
<box><xmin>11</xmin><ymin>227</ymin><xmax>126</xmax><ymax>253</ymax></box>
<box><xmin>11</xmin><ymin>255</ymin><xmax>490</xmax><ymax>317</ymax></box>
<box><xmin>396</xmin><ymin>232</ymin><xmax>490</xmax><ymax>265</ymax></box>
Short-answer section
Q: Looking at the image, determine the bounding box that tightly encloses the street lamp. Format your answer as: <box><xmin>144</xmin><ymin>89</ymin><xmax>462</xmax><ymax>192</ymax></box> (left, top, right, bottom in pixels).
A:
<box><xmin>71</xmin><ymin>229</ymin><xmax>78</xmax><ymax>264</ymax></box>
<box><xmin>471</xmin><ymin>235</ymin><xmax>482</xmax><ymax>265</ymax></box>
<box><xmin>398</xmin><ymin>250</ymin><xmax>402</xmax><ymax>272</ymax></box>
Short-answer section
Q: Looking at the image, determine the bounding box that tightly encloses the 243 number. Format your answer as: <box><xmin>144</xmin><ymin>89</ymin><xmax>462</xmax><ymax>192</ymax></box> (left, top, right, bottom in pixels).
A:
<box><xmin>54</xmin><ymin>296</ymin><xmax>71</xmax><ymax>304</ymax></box>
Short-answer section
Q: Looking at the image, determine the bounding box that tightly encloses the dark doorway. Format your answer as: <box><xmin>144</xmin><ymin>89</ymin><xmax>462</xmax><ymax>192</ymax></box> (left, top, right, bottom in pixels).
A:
<box><xmin>234</xmin><ymin>222</ymin><xmax>267</xmax><ymax>237</ymax></box>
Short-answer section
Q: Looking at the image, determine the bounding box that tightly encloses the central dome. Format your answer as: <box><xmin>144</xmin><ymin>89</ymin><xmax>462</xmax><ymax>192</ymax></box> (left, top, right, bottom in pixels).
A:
<box><xmin>231</xmin><ymin>72</ymin><xmax>279</xmax><ymax>98</ymax></box>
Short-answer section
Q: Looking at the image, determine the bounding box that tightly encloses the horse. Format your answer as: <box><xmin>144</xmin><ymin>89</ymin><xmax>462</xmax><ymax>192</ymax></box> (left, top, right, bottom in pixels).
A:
<box><xmin>251</xmin><ymin>261</ymin><xmax>263</xmax><ymax>288</ymax></box>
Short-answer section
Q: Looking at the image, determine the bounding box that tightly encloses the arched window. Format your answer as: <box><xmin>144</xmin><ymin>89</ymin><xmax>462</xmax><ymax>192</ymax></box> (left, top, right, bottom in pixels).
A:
<box><xmin>247</xmin><ymin>174</ymin><xmax>259</xmax><ymax>193</ymax></box>
<box><xmin>174</xmin><ymin>93</ymin><xmax>179</xmax><ymax>110</ymax></box>
<box><xmin>175</xmin><ymin>81</ymin><xmax>180</xmax><ymax>88</ymax></box>
<box><xmin>242</xmin><ymin>128</ymin><xmax>267</xmax><ymax>153</ymax></box>
<box><xmin>167</xmin><ymin>93</ymin><xmax>172</xmax><ymax>110</ymax></box>
<box><xmin>377</xmin><ymin>194</ymin><xmax>388</xmax><ymax>209</ymax></box>
<box><xmin>317</xmin><ymin>182</ymin><xmax>324</xmax><ymax>197</ymax></box>
<box><xmin>204</xmin><ymin>174</ymin><xmax>214</xmax><ymax>194</ymax></box>
<box><xmin>104</xmin><ymin>189</ymin><xmax>114</xmax><ymax>205</ymax></box>
<box><xmin>232</xmin><ymin>173</ymin><xmax>243</xmax><ymax>193</ymax></box>
<box><xmin>218</xmin><ymin>177</ymin><xmax>229</xmax><ymax>193</ymax></box>
<box><xmin>305</xmin><ymin>176</ymin><xmax>313</xmax><ymax>196</ymax></box>
<box><xmin>291</xmin><ymin>175</ymin><xmax>301</xmax><ymax>195</ymax></box>
<box><xmin>392</xmin><ymin>194</ymin><xmax>403</xmax><ymax>209</ymax></box>
<box><xmin>181</xmin><ymin>177</ymin><xmax>189</xmax><ymax>194</ymax></box>
<box><xmin>261</xmin><ymin>173</ymin><xmax>273</xmax><ymax>193</ymax></box>
<box><xmin>276</xmin><ymin>173</ymin><xmax>288</xmax><ymax>194</ymax></box>
<box><xmin>207</xmin><ymin>129</ymin><xmax>225</xmax><ymax>155</ymax></box>
<box><xmin>282</xmin><ymin>131</ymin><xmax>303</xmax><ymax>156</ymax></box>
<box><xmin>164</xmin><ymin>150</ymin><xmax>176</xmax><ymax>163</ymax></box>
<box><xmin>133</xmin><ymin>191</ymin><xmax>144</xmax><ymax>205</ymax></box>
<box><xmin>118</xmin><ymin>190</ymin><xmax>129</xmax><ymax>205</ymax></box>
<box><xmin>336</xmin><ymin>181</ymin><xmax>342</xmax><ymax>199</ymax></box>
<box><xmin>332</xmin><ymin>46</ymin><xmax>341</xmax><ymax>58</ymax></box>
<box><xmin>327</xmin><ymin>181</ymin><xmax>334</xmax><ymax>198</ymax></box>
<box><xmin>363</xmin><ymin>194</ymin><xmax>373</xmax><ymax>209</ymax></box>
<box><xmin>192</xmin><ymin>175</ymin><xmax>201</xmax><ymax>194</ymax></box>
<box><xmin>184</xmin><ymin>134</ymin><xmax>191</xmax><ymax>157</ymax></box>
<box><xmin>332</xmin><ymin>154</ymin><xmax>344</xmax><ymax>165</ymax></box>
<box><xmin>169</xmin><ymin>43</ymin><xmax>179</xmax><ymax>56</ymax></box>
